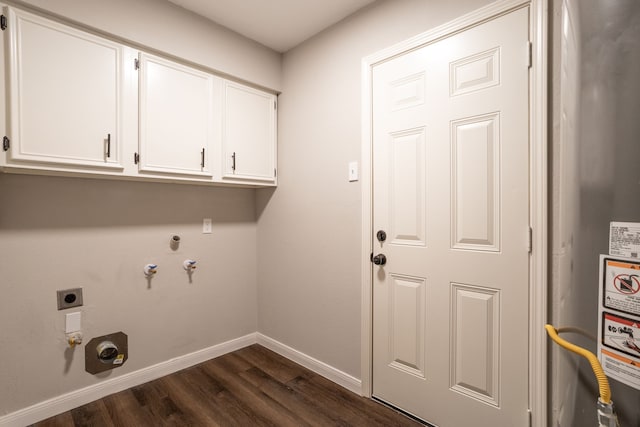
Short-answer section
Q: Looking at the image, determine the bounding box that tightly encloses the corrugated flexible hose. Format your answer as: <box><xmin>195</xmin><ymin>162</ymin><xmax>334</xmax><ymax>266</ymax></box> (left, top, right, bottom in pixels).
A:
<box><xmin>544</xmin><ymin>324</ymin><xmax>611</xmax><ymax>403</ymax></box>
<box><xmin>545</xmin><ymin>324</ymin><xmax>620</xmax><ymax>427</ymax></box>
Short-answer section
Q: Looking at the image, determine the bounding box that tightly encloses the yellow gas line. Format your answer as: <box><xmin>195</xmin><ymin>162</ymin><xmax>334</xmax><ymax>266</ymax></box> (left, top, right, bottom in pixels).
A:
<box><xmin>544</xmin><ymin>324</ymin><xmax>611</xmax><ymax>404</ymax></box>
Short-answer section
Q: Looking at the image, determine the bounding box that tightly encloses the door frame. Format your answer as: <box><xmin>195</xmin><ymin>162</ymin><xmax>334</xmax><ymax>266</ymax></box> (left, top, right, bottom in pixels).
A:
<box><xmin>359</xmin><ymin>0</ymin><xmax>548</xmax><ymax>426</ymax></box>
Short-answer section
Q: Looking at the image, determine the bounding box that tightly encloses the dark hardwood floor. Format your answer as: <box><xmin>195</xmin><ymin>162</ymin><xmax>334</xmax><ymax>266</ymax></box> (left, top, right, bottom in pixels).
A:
<box><xmin>33</xmin><ymin>344</ymin><xmax>421</xmax><ymax>426</ymax></box>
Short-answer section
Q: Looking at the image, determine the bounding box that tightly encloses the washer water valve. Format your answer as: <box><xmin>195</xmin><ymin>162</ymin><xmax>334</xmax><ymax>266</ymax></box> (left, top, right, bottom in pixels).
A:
<box><xmin>144</xmin><ymin>264</ymin><xmax>158</xmax><ymax>277</ymax></box>
<box><xmin>183</xmin><ymin>259</ymin><xmax>197</xmax><ymax>271</ymax></box>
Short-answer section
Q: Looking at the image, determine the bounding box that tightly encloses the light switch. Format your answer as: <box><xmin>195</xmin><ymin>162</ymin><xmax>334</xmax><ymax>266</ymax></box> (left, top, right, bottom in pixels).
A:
<box><xmin>349</xmin><ymin>161</ymin><xmax>359</xmax><ymax>182</ymax></box>
<box><xmin>65</xmin><ymin>312</ymin><xmax>81</xmax><ymax>333</ymax></box>
<box><xmin>203</xmin><ymin>218</ymin><xmax>212</xmax><ymax>234</ymax></box>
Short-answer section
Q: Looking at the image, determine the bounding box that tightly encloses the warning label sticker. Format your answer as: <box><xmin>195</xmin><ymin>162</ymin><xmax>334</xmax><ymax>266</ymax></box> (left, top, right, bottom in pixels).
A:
<box><xmin>610</xmin><ymin>222</ymin><xmax>640</xmax><ymax>259</ymax></box>
<box><xmin>602</xmin><ymin>258</ymin><xmax>640</xmax><ymax>317</ymax></box>
<box><xmin>599</xmin><ymin>255</ymin><xmax>640</xmax><ymax>390</ymax></box>
<box><xmin>601</xmin><ymin>312</ymin><xmax>640</xmax><ymax>358</ymax></box>
<box><xmin>600</xmin><ymin>348</ymin><xmax>640</xmax><ymax>389</ymax></box>
<box><xmin>600</xmin><ymin>312</ymin><xmax>640</xmax><ymax>389</ymax></box>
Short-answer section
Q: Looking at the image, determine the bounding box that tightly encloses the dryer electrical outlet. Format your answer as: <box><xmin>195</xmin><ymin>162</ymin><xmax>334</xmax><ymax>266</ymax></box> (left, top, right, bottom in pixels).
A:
<box><xmin>57</xmin><ymin>288</ymin><xmax>83</xmax><ymax>310</ymax></box>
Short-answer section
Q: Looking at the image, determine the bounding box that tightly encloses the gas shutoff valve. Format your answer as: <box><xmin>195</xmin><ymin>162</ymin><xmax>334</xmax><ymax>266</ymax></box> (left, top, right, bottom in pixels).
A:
<box><xmin>67</xmin><ymin>332</ymin><xmax>83</xmax><ymax>348</ymax></box>
<box><xmin>144</xmin><ymin>264</ymin><xmax>158</xmax><ymax>277</ymax></box>
<box><xmin>183</xmin><ymin>260</ymin><xmax>197</xmax><ymax>271</ymax></box>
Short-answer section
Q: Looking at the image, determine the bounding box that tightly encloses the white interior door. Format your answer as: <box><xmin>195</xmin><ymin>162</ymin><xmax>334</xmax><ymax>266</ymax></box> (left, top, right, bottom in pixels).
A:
<box><xmin>372</xmin><ymin>7</ymin><xmax>530</xmax><ymax>426</ymax></box>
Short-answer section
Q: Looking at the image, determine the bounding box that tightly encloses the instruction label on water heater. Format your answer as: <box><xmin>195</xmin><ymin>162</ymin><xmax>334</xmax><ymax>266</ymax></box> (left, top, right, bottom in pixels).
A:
<box><xmin>609</xmin><ymin>221</ymin><xmax>640</xmax><ymax>258</ymax></box>
<box><xmin>598</xmin><ymin>255</ymin><xmax>640</xmax><ymax>390</ymax></box>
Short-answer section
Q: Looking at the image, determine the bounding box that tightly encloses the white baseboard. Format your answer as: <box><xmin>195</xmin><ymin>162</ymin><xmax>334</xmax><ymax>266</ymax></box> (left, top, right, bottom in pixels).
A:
<box><xmin>256</xmin><ymin>333</ymin><xmax>362</xmax><ymax>395</ymax></box>
<box><xmin>0</xmin><ymin>333</ymin><xmax>257</xmax><ymax>427</ymax></box>
<box><xmin>0</xmin><ymin>332</ymin><xmax>362</xmax><ymax>427</ymax></box>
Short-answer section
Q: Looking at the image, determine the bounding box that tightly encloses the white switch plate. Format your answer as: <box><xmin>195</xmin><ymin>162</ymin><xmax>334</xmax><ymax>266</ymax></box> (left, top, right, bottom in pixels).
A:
<box><xmin>65</xmin><ymin>312</ymin><xmax>81</xmax><ymax>333</ymax></box>
<box><xmin>348</xmin><ymin>161</ymin><xmax>359</xmax><ymax>182</ymax></box>
<box><xmin>202</xmin><ymin>218</ymin><xmax>212</xmax><ymax>234</ymax></box>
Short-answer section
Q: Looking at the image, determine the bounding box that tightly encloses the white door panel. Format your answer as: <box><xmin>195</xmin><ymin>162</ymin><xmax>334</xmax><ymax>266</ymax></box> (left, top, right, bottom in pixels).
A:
<box><xmin>372</xmin><ymin>7</ymin><xmax>530</xmax><ymax>426</ymax></box>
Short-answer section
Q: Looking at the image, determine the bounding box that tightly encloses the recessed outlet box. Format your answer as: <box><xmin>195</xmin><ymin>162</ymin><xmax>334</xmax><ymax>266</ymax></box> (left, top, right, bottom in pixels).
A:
<box><xmin>85</xmin><ymin>331</ymin><xmax>128</xmax><ymax>374</ymax></box>
<box><xmin>57</xmin><ymin>288</ymin><xmax>83</xmax><ymax>310</ymax></box>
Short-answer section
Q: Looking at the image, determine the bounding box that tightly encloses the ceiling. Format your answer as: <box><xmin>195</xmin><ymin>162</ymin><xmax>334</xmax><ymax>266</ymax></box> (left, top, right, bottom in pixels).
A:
<box><xmin>167</xmin><ymin>0</ymin><xmax>377</xmax><ymax>53</ymax></box>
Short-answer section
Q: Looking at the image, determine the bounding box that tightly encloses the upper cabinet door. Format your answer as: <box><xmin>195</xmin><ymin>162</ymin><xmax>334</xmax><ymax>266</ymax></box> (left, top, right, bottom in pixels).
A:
<box><xmin>222</xmin><ymin>81</ymin><xmax>276</xmax><ymax>183</ymax></box>
<box><xmin>138</xmin><ymin>53</ymin><xmax>214</xmax><ymax>177</ymax></box>
<box><xmin>6</xmin><ymin>8</ymin><xmax>124</xmax><ymax>170</ymax></box>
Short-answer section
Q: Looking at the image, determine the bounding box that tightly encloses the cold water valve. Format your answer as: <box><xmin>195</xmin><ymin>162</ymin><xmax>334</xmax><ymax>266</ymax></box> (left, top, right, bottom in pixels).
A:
<box><xmin>183</xmin><ymin>259</ymin><xmax>197</xmax><ymax>272</ymax></box>
<box><xmin>143</xmin><ymin>264</ymin><xmax>158</xmax><ymax>277</ymax></box>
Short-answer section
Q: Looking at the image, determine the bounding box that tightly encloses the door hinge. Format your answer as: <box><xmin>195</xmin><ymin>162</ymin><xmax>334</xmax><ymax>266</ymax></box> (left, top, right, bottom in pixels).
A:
<box><xmin>1</xmin><ymin>15</ymin><xmax>7</xmax><ymax>31</ymax></box>
<box><xmin>527</xmin><ymin>41</ymin><xmax>532</xmax><ymax>68</ymax></box>
<box><xmin>134</xmin><ymin>58</ymin><xmax>140</xmax><ymax>70</ymax></box>
<box><xmin>274</xmin><ymin>100</ymin><xmax>277</xmax><ymax>110</ymax></box>
<box><xmin>274</xmin><ymin>168</ymin><xmax>277</xmax><ymax>177</ymax></box>
<box><xmin>2</xmin><ymin>136</ymin><xmax>9</xmax><ymax>151</ymax></box>
<box><xmin>134</xmin><ymin>152</ymin><xmax>139</xmax><ymax>164</ymax></box>
<box><xmin>527</xmin><ymin>227</ymin><xmax>533</xmax><ymax>253</ymax></box>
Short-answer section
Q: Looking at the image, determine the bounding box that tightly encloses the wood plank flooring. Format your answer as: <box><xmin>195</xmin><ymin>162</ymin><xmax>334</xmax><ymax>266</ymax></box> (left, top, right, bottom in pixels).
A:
<box><xmin>33</xmin><ymin>344</ymin><xmax>421</xmax><ymax>426</ymax></box>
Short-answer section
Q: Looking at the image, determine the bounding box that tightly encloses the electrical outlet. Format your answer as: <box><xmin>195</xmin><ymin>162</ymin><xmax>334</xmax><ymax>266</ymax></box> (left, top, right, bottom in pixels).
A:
<box><xmin>57</xmin><ymin>288</ymin><xmax>83</xmax><ymax>310</ymax></box>
<box><xmin>202</xmin><ymin>218</ymin><xmax>212</xmax><ymax>234</ymax></box>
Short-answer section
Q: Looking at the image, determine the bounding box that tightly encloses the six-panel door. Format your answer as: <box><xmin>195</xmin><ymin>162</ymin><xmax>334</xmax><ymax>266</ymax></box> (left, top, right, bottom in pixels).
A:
<box><xmin>372</xmin><ymin>7</ymin><xmax>531</xmax><ymax>426</ymax></box>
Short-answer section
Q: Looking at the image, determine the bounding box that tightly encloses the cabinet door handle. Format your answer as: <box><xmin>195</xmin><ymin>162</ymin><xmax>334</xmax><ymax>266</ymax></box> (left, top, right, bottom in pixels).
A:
<box><xmin>201</xmin><ymin>148</ymin><xmax>205</xmax><ymax>168</ymax></box>
<box><xmin>106</xmin><ymin>133</ymin><xmax>111</xmax><ymax>158</ymax></box>
<box><xmin>232</xmin><ymin>152</ymin><xmax>236</xmax><ymax>172</ymax></box>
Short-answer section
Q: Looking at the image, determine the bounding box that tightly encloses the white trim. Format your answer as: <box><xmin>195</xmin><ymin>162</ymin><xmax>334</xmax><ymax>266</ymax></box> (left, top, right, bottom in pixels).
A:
<box><xmin>0</xmin><ymin>332</ymin><xmax>364</xmax><ymax>427</ymax></box>
<box><xmin>360</xmin><ymin>1</ymin><xmax>548</xmax><ymax>426</ymax></box>
<box><xmin>0</xmin><ymin>333</ymin><xmax>257</xmax><ymax>427</ymax></box>
<box><xmin>364</xmin><ymin>0</ymin><xmax>529</xmax><ymax>67</ymax></box>
<box><xmin>256</xmin><ymin>333</ymin><xmax>362</xmax><ymax>395</ymax></box>
<box><xmin>360</xmin><ymin>55</ymin><xmax>374</xmax><ymax>398</ymax></box>
<box><xmin>529</xmin><ymin>1</ymin><xmax>548</xmax><ymax>426</ymax></box>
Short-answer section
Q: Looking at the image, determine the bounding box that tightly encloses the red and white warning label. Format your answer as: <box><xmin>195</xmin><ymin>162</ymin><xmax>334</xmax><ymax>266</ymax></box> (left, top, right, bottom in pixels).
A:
<box><xmin>599</xmin><ymin>255</ymin><xmax>640</xmax><ymax>390</ymax></box>
<box><xmin>602</xmin><ymin>258</ymin><xmax>640</xmax><ymax>317</ymax></box>
<box><xmin>602</xmin><ymin>312</ymin><xmax>640</xmax><ymax>358</ymax></box>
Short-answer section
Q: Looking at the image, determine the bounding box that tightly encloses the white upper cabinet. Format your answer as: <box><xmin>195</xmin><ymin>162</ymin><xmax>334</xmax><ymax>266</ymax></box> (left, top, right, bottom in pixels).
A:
<box><xmin>5</xmin><ymin>8</ymin><xmax>124</xmax><ymax>170</ymax></box>
<box><xmin>138</xmin><ymin>53</ymin><xmax>215</xmax><ymax>178</ymax></box>
<box><xmin>222</xmin><ymin>81</ymin><xmax>277</xmax><ymax>184</ymax></box>
<box><xmin>1</xmin><ymin>6</ymin><xmax>277</xmax><ymax>187</ymax></box>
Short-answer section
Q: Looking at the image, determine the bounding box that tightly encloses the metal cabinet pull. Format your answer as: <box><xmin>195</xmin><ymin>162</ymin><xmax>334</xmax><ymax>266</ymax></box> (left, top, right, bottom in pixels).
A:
<box><xmin>106</xmin><ymin>133</ymin><xmax>111</xmax><ymax>158</ymax></box>
<box><xmin>232</xmin><ymin>152</ymin><xmax>236</xmax><ymax>172</ymax></box>
<box><xmin>201</xmin><ymin>148</ymin><xmax>205</xmax><ymax>168</ymax></box>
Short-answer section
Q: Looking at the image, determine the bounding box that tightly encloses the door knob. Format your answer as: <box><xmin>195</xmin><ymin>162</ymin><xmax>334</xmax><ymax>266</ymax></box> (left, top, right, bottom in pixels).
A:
<box><xmin>371</xmin><ymin>253</ymin><xmax>387</xmax><ymax>266</ymax></box>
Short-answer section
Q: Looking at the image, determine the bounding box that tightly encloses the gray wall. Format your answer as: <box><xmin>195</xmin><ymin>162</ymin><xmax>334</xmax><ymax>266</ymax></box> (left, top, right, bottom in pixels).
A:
<box><xmin>257</xmin><ymin>0</ymin><xmax>493</xmax><ymax>379</ymax></box>
<box><xmin>0</xmin><ymin>0</ymin><xmax>280</xmax><ymax>416</ymax></box>
<box><xmin>12</xmin><ymin>0</ymin><xmax>282</xmax><ymax>90</ymax></box>
<box><xmin>550</xmin><ymin>0</ymin><xmax>640</xmax><ymax>425</ymax></box>
<box><xmin>9</xmin><ymin>0</ymin><xmax>635</xmax><ymax>424</ymax></box>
